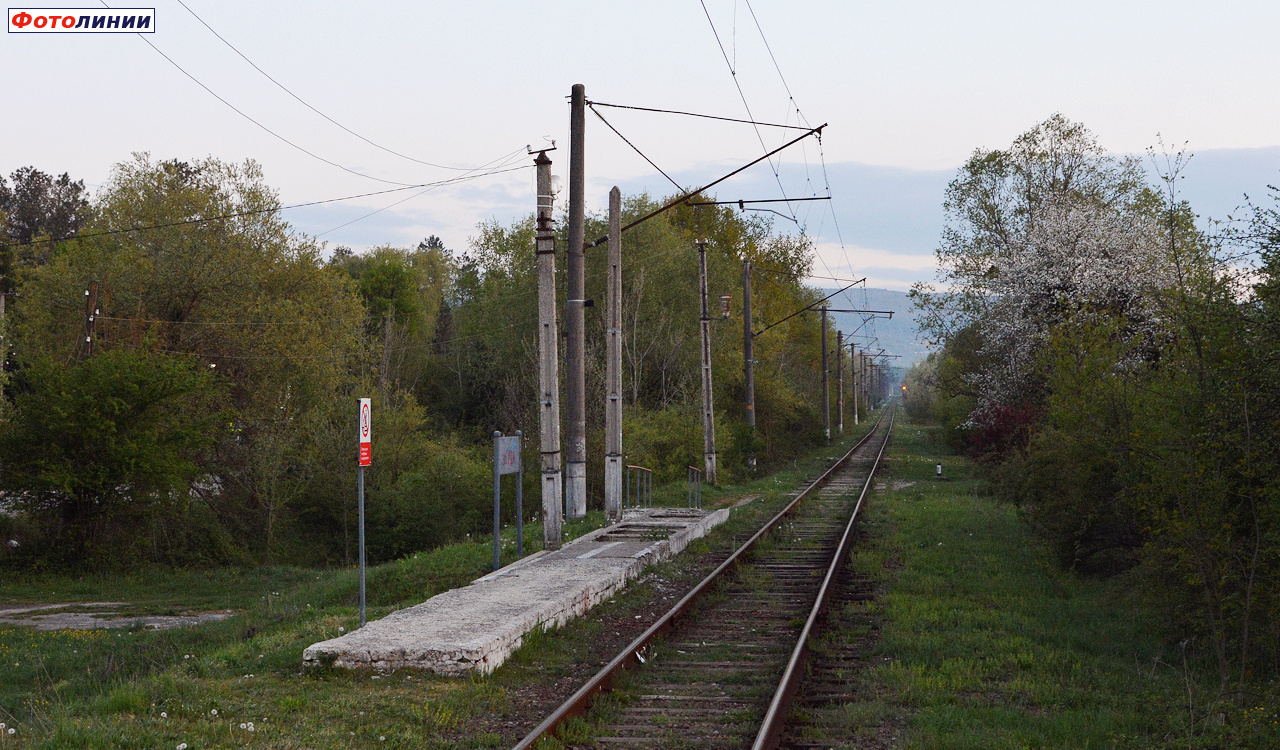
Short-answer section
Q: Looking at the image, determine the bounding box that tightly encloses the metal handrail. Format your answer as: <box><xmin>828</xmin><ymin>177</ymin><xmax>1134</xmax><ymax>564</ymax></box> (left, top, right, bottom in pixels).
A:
<box><xmin>624</xmin><ymin>465</ymin><xmax>652</xmax><ymax>509</ymax></box>
<box><xmin>686</xmin><ymin>466</ymin><xmax>702</xmax><ymax>510</ymax></box>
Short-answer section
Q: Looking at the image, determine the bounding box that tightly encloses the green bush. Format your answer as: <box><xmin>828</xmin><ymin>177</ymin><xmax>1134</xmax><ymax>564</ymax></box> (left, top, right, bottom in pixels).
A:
<box><xmin>366</xmin><ymin>437</ymin><xmax>492</xmax><ymax>563</ymax></box>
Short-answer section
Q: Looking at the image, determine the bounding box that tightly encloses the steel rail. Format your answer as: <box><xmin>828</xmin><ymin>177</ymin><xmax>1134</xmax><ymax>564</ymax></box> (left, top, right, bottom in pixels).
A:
<box><xmin>752</xmin><ymin>406</ymin><xmax>896</xmax><ymax>750</ymax></box>
<box><xmin>510</xmin><ymin>408</ymin><xmax>891</xmax><ymax>750</ymax></box>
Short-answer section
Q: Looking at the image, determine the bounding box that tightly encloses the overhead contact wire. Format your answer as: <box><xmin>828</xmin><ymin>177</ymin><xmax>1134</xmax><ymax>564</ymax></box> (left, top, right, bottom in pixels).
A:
<box><xmin>698</xmin><ymin>0</ymin><xmax>799</xmax><ymax>224</ymax></box>
<box><xmin>740</xmin><ymin>0</ymin><xmax>860</xmax><ymax>309</ymax></box>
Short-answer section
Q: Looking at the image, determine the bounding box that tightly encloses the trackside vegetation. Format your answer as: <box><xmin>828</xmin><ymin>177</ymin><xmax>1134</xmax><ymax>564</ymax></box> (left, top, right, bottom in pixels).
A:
<box><xmin>906</xmin><ymin>116</ymin><xmax>1280</xmax><ymax>726</ymax></box>
<box><xmin>847</xmin><ymin>415</ymin><xmax>1278</xmax><ymax>749</ymax></box>
<box><xmin>0</xmin><ymin>156</ymin><xmax>842</xmax><ymax>570</ymax></box>
<box><xmin>0</xmin><ymin>422</ymin><xmax>881</xmax><ymax>749</ymax></box>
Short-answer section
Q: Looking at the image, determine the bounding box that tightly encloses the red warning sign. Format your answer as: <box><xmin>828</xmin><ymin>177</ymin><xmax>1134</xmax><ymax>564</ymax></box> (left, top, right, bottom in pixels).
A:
<box><xmin>358</xmin><ymin>398</ymin><xmax>372</xmax><ymax>466</ymax></box>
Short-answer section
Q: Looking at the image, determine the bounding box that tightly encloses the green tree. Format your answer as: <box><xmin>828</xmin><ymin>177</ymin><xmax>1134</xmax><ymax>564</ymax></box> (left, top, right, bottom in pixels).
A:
<box><xmin>911</xmin><ymin>114</ymin><xmax>1164</xmax><ymax>422</ymax></box>
<box><xmin>0</xmin><ymin>166</ymin><xmax>90</xmax><ymax>292</ymax></box>
<box><xmin>8</xmin><ymin>155</ymin><xmax>366</xmax><ymax>565</ymax></box>
<box><xmin>1</xmin><ymin>349</ymin><xmax>223</xmax><ymax>564</ymax></box>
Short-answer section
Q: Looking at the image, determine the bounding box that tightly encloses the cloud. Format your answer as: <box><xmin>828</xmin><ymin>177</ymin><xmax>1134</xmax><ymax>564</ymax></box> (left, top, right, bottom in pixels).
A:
<box><xmin>810</xmin><ymin>242</ymin><xmax>936</xmax><ymax>291</ymax></box>
<box><xmin>281</xmin><ymin>170</ymin><xmax>533</xmax><ymax>252</ymax></box>
<box><xmin>273</xmin><ymin>148</ymin><xmax>1280</xmax><ymax>282</ymax></box>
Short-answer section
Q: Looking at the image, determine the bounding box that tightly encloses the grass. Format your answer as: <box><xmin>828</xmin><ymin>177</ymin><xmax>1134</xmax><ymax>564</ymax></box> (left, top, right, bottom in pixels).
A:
<box><xmin>14</xmin><ymin>409</ymin><xmax>1276</xmax><ymax>748</ymax></box>
<box><xmin>842</xmin><ymin>414</ymin><xmax>1280</xmax><ymax>749</ymax></box>
<box><xmin>0</xmin><ymin>412</ymin><xmax>886</xmax><ymax>749</ymax></box>
<box><xmin>0</xmin><ymin>512</ymin><xmax>615</xmax><ymax>749</ymax></box>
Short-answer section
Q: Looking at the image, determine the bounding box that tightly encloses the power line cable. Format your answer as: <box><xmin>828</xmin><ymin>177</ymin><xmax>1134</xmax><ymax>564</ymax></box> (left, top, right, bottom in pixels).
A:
<box><xmin>727</xmin><ymin>2</ymin><xmax>855</xmax><ymax>298</ymax></box>
<box><xmin>697</xmin><ymin>1</ymin><xmax>857</xmax><ymax>314</ymax></box>
<box><xmin>738</xmin><ymin>0</ymin><xmax>861</xmax><ymax>313</ymax></box>
<box><xmin>742</xmin><ymin>0</ymin><xmax>808</xmax><ymax>128</ymax></box>
<box><xmin>174</xmin><ymin>0</ymin><xmax>503</xmax><ymax>173</ymax></box>
<box><xmin>0</xmin><ymin>162</ymin><xmax>529</xmax><ymax>248</ymax></box>
<box><xmin>697</xmin><ymin>0</ymin><xmax>799</xmax><ymax>224</ymax></box>
<box><xmin>586</xmin><ymin>124</ymin><xmax>825</xmax><ymax>248</ymax></box>
<box><xmin>102</xmin><ymin>1</ymin><xmax>435</xmax><ymax>188</ymax></box>
<box><xmin>130</xmin><ymin>34</ymin><xmax>424</xmax><ymax>188</ymax></box>
<box><xmin>317</xmin><ymin>155</ymin><xmax>532</xmax><ymax>239</ymax></box>
<box><xmin>588</xmin><ymin>104</ymin><xmax>683</xmax><ymax>192</ymax></box>
<box><xmin>752</xmin><ymin>264</ymin><xmax>864</xmax><ymax>284</ymax></box>
<box><xmin>754</xmin><ymin>279</ymin><xmax>864</xmax><ymax>338</ymax></box>
<box><xmin>731</xmin><ymin>0</ymin><xmax>738</xmax><ymax>71</ymax></box>
<box><xmin>585</xmin><ymin>101</ymin><xmax>809</xmax><ymax>130</ymax></box>
<box><xmin>688</xmin><ymin>197</ymin><xmax>828</xmax><ymax>206</ymax></box>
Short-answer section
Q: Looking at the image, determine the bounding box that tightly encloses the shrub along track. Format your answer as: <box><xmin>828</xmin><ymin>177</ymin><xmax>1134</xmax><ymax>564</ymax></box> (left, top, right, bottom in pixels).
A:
<box><xmin>515</xmin><ymin>407</ymin><xmax>895</xmax><ymax>750</ymax></box>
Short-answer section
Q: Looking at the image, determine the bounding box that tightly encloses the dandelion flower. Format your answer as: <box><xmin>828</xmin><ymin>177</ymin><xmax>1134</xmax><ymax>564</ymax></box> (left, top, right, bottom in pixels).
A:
<box><xmin>160</xmin><ymin>712</ymin><xmax>168</xmax><ymax>718</ymax></box>
<box><xmin>240</xmin><ymin>723</ymin><xmax>247</xmax><ymax>730</ymax></box>
<box><xmin>210</xmin><ymin>708</ymin><xmax>218</xmax><ymax>716</ymax></box>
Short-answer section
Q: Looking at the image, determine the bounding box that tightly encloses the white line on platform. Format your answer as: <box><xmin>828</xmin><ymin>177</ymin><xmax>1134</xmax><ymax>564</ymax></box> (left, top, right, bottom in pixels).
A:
<box><xmin>576</xmin><ymin>541</ymin><xmax>622</xmax><ymax>559</ymax></box>
<box><xmin>472</xmin><ymin>550</ymin><xmax>550</xmax><ymax>583</ymax></box>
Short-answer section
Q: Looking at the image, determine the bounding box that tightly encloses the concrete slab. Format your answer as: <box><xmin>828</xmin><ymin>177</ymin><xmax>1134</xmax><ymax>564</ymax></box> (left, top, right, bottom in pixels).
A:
<box><xmin>302</xmin><ymin>507</ymin><xmax>729</xmax><ymax>675</ymax></box>
<box><xmin>0</xmin><ymin>602</ymin><xmax>235</xmax><ymax>631</ymax></box>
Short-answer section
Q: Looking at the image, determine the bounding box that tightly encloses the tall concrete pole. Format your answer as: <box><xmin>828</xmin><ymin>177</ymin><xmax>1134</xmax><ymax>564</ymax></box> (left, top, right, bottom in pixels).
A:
<box><xmin>861</xmin><ymin>352</ymin><xmax>868</xmax><ymax>420</ymax></box>
<box><xmin>821</xmin><ymin>307</ymin><xmax>830</xmax><ymax>441</ymax></box>
<box><xmin>565</xmin><ymin>83</ymin><xmax>587</xmax><ymax>519</ymax></box>
<box><xmin>852</xmin><ymin>347</ymin><xmax>859</xmax><ymax>426</ymax></box>
<box><xmin>742</xmin><ymin>259</ymin><xmax>755</xmax><ymax>468</ymax></box>
<box><xmin>836</xmin><ymin>330</ymin><xmax>844</xmax><ymax>436</ymax></box>
<box><xmin>534</xmin><ymin>151</ymin><xmax>562</xmax><ymax>550</ymax></box>
<box><xmin>872</xmin><ymin>361</ymin><xmax>879</xmax><ymax>408</ymax></box>
<box><xmin>697</xmin><ymin>240</ymin><xmax>717</xmax><ymax>485</ymax></box>
<box><xmin>869</xmin><ymin>357</ymin><xmax>875</xmax><ymax>409</ymax></box>
<box><xmin>864</xmin><ymin>355</ymin><xmax>871</xmax><ymax>410</ymax></box>
<box><xmin>864</xmin><ymin>354</ymin><xmax>871</xmax><ymax>411</ymax></box>
<box><xmin>604</xmin><ymin>187</ymin><xmax>623</xmax><ymax>523</ymax></box>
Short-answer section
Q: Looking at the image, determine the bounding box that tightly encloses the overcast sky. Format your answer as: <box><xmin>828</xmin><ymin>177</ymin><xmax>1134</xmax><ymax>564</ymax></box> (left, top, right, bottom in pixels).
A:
<box><xmin>4</xmin><ymin>0</ymin><xmax>1279</xmax><ymax>290</ymax></box>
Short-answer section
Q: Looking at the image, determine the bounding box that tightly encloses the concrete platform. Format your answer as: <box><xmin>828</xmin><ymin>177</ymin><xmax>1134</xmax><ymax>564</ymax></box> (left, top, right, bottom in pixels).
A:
<box><xmin>302</xmin><ymin>506</ymin><xmax>729</xmax><ymax>675</ymax></box>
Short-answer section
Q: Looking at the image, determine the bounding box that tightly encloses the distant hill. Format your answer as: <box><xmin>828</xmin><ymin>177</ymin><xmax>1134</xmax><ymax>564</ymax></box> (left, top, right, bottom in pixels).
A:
<box><xmin>819</xmin><ymin>287</ymin><xmax>932</xmax><ymax>368</ymax></box>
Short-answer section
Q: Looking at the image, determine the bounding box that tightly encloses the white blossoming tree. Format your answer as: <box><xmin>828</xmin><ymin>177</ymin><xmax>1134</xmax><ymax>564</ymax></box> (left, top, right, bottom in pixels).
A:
<box><xmin>912</xmin><ymin>114</ymin><xmax>1169</xmax><ymax>422</ymax></box>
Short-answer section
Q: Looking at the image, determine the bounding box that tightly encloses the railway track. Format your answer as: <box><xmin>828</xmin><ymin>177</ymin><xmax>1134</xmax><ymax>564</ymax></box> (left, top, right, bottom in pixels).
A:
<box><xmin>514</xmin><ymin>406</ymin><xmax>895</xmax><ymax>750</ymax></box>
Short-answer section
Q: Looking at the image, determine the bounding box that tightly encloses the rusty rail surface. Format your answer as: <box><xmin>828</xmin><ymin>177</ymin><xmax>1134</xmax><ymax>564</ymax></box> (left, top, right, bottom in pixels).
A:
<box><xmin>752</xmin><ymin>406</ymin><xmax>895</xmax><ymax>750</ymax></box>
<box><xmin>511</xmin><ymin>406</ymin><xmax>893</xmax><ymax>750</ymax></box>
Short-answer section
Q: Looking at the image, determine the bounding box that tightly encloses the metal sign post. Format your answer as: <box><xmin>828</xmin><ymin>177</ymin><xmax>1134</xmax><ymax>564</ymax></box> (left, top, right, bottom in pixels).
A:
<box><xmin>515</xmin><ymin>430</ymin><xmax>523</xmax><ymax>558</ymax></box>
<box><xmin>357</xmin><ymin>398</ymin><xmax>371</xmax><ymax>628</ymax></box>
<box><xmin>493</xmin><ymin>431</ymin><xmax>523</xmax><ymax>571</ymax></box>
